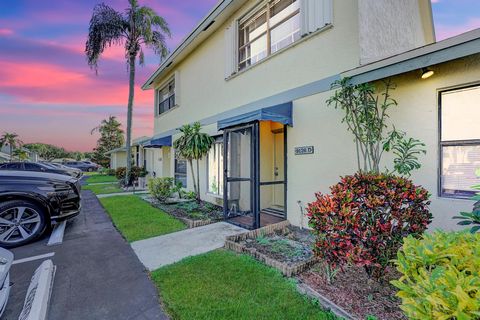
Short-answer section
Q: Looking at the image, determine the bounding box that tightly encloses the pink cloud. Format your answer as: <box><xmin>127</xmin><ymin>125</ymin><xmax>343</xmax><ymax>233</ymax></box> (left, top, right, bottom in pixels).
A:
<box><xmin>0</xmin><ymin>28</ymin><xmax>13</xmax><ymax>35</ymax></box>
<box><xmin>436</xmin><ymin>18</ymin><xmax>480</xmax><ymax>40</ymax></box>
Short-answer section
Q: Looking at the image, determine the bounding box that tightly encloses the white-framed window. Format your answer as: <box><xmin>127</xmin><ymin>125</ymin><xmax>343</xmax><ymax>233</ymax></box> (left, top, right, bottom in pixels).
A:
<box><xmin>439</xmin><ymin>84</ymin><xmax>480</xmax><ymax>198</ymax></box>
<box><xmin>238</xmin><ymin>0</ymin><xmax>300</xmax><ymax>71</ymax></box>
<box><xmin>174</xmin><ymin>156</ymin><xmax>187</xmax><ymax>188</ymax></box>
<box><xmin>207</xmin><ymin>138</ymin><xmax>224</xmax><ymax>196</ymax></box>
<box><xmin>224</xmin><ymin>0</ymin><xmax>332</xmax><ymax>77</ymax></box>
<box><xmin>157</xmin><ymin>78</ymin><xmax>175</xmax><ymax>115</ymax></box>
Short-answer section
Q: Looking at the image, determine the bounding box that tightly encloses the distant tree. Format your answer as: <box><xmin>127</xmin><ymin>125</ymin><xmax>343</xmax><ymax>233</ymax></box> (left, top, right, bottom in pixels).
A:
<box><xmin>86</xmin><ymin>0</ymin><xmax>171</xmax><ymax>185</ymax></box>
<box><xmin>91</xmin><ymin>116</ymin><xmax>125</xmax><ymax>168</ymax></box>
<box><xmin>0</xmin><ymin>132</ymin><xmax>22</xmax><ymax>161</ymax></box>
<box><xmin>24</xmin><ymin>143</ymin><xmax>69</xmax><ymax>161</ymax></box>
<box><xmin>12</xmin><ymin>149</ymin><xmax>29</xmax><ymax>161</ymax></box>
<box><xmin>173</xmin><ymin>122</ymin><xmax>214</xmax><ymax>202</ymax></box>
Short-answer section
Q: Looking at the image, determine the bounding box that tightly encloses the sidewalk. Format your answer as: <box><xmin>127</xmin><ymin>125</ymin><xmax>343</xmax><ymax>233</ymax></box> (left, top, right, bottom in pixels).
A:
<box><xmin>131</xmin><ymin>222</ymin><xmax>246</xmax><ymax>271</ymax></box>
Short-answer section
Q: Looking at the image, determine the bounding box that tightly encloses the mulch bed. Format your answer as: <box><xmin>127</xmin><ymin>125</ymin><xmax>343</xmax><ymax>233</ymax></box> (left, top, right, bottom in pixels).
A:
<box><xmin>242</xmin><ymin>225</ymin><xmax>315</xmax><ymax>264</ymax></box>
<box><xmin>141</xmin><ymin>195</ymin><xmax>223</xmax><ymax>227</ymax></box>
<box><xmin>298</xmin><ymin>264</ymin><xmax>405</xmax><ymax>320</ymax></box>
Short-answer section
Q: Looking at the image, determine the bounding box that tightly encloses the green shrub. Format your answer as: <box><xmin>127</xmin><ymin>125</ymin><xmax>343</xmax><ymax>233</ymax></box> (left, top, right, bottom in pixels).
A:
<box><xmin>148</xmin><ymin>177</ymin><xmax>175</xmax><ymax>202</ymax></box>
<box><xmin>307</xmin><ymin>172</ymin><xmax>432</xmax><ymax>278</ymax></box>
<box><xmin>115</xmin><ymin>166</ymin><xmax>145</xmax><ymax>184</ymax></box>
<box><xmin>391</xmin><ymin>231</ymin><xmax>480</xmax><ymax>319</ymax></box>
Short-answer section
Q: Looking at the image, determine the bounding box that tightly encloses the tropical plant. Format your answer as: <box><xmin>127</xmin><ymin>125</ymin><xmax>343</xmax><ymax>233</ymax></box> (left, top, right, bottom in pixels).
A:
<box><xmin>391</xmin><ymin>231</ymin><xmax>480</xmax><ymax>319</ymax></box>
<box><xmin>12</xmin><ymin>149</ymin><xmax>29</xmax><ymax>161</ymax></box>
<box><xmin>307</xmin><ymin>172</ymin><xmax>432</xmax><ymax>278</ymax></box>
<box><xmin>0</xmin><ymin>132</ymin><xmax>23</xmax><ymax>161</ymax></box>
<box><xmin>148</xmin><ymin>177</ymin><xmax>175</xmax><ymax>202</ymax></box>
<box><xmin>86</xmin><ymin>0</ymin><xmax>171</xmax><ymax>185</ymax></box>
<box><xmin>327</xmin><ymin>78</ymin><xmax>425</xmax><ymax>175</ymax></box>
<box><xmin>383</xmin><ymin>129</ymin><xmax>426</xmax><ymax>177</ymax></box>
<box><xmin>91</xmin><ymin>116</ymin><xmax>125</xmax><ymax>168</ymax></box>
<box><xmin>173</xmin><ymin>122</ymin><xmax>214</xmax><ymax>201</ymax></box>
<box><xmin>115</xmin><ymin>166</ymin><xmax>145</xmax><ymax>185</ymax></box>
<box><xmin>453</xmin><ymin>183</ymin><xmax>480</xmax><ymax>233</ymax></box>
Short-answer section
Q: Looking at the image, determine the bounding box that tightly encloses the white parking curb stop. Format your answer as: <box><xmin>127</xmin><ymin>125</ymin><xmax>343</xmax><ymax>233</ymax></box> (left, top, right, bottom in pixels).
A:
<box><xmin>47</xmin><ymin>221</ymin><xmax>66</xmax><ymax>246</ymax></box>
<box><xmin>18</xmin><ymin>260</ymin><xmax>56</xmax><ymax>320</ymax></box>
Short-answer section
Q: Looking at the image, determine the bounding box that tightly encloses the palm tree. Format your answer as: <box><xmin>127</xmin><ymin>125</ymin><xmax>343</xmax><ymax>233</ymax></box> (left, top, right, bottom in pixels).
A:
<box><xmin>12</xmin><ymin>149</ymin><xmax>29</xmax><ymax>161</ymax></box>
<box><xmin>173</xmin><ymin>122</ymin><xmax>214</xmax><ymax>202</ymax></box>
<box><xmin>86</xmin><ymin>0</ymin><xmax>170</xmax><ymax>185</ymax></box>
<box><xmin>0</xmin><ymin>132</ymin><xmax>23</xmax><ymax>162</ymax></box>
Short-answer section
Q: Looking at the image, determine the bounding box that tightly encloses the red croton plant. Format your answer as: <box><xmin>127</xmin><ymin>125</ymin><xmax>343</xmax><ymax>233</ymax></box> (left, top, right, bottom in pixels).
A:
<box><xmin>307</xmin><ymin>172</ymin><xmax>432</xmax><ymax>278</ymax></box>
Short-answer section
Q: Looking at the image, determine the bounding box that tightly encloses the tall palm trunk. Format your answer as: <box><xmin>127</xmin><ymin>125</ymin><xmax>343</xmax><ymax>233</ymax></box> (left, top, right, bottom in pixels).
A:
<box><xmin>125</xmin><ymin>55</ymin><xmax>135</xmax><ymax>185</ymax></box>
<box><xmin>196</xmin><ymin>159</ymin><xmax>200</xmax><ymax>202</ymax></box>
<box><xmin>188</xmin><ymin>159</ymin><xmax>198</xmax><ymax>198</ymax></box>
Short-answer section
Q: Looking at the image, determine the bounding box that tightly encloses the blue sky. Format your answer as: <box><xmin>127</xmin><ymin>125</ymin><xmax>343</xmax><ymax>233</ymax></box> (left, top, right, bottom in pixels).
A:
<box><xmin>0</xmin><ymin>0</ymin><xmax>479</xmax><ymax>151</ymax></box>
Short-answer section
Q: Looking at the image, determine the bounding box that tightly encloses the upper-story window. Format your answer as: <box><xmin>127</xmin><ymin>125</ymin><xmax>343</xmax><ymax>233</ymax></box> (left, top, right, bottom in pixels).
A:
<box><xmin>440</xmin><ymin>84</ymin><xmax>480</xmax><ymax>198</ymax></box>
<box><xmin>157</xmin><ymin>79</ymin><xmax>175</xmax><ymax>115</ymax></box>
<box><xmin>238</xmin><ymin>0</ymin><xmax>300</xmax><ymax>71</ymax></box>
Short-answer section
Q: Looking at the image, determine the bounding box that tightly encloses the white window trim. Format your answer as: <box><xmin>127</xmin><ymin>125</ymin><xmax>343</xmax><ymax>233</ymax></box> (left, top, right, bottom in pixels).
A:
<box><xmin>226</xmin><ymin>23</ymin><xmax>332</xmax><ymax>81</ymax></box>
<box><xmin>154</xmin><ymin>71</ymin><xmax>180</xmax><ymax>118</ymax></box>
<box><xmin>224</xmin><ymin>0</ymin><xmax>333</xmax><ymax>80</ymax></box>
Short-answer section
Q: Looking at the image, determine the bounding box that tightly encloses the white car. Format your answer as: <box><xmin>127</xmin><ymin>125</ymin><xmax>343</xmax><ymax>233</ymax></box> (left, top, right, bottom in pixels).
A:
<box><xmin>0</xmin><ymin>247</ymin><xmax>13</xmax><ymax>317</ymax></box>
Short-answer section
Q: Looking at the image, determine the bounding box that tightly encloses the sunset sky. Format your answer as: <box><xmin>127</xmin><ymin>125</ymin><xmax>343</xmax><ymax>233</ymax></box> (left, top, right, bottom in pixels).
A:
<box><xmin>0</xmin><ymin>0</ymin><xmax>479</xmax><ymax>152</ymax></box>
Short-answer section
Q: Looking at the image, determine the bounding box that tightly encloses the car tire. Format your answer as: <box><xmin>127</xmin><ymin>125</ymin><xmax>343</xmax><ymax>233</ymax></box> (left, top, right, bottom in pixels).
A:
<box><xmin>0</xmin><ymin>200</ymin><xmax>48</xmax><ymax>248</ymax></box>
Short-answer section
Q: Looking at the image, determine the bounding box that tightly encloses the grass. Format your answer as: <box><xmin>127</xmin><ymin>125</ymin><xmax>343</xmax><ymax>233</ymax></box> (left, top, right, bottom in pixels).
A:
<box><xmin>151</xmin><ymin>250</ymin><xmax>336</xmax><ymax>320</ymax></box>
<box><xmin>85</xmin><ymin>174</ymin><xmax>118</xmax><ymax>184</ymax></box>
<box><xmin>100</xmin><ymin>195</ymin><xmax>185</xmax><ymax>242</ymax></box>
<box><xmin>83</xmin><ymin>183</ymin><xmax>123</xmax><ymax>195</ymax></box>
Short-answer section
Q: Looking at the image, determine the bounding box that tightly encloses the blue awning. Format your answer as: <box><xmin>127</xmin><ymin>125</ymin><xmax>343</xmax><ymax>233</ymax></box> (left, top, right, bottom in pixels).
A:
<box><xmin>143</xmin><ymin>136</ymin><xmax>172</xmax><ymax>148</ymax></box>
<box><xmin>217</xmin><ymin>102</ymin><xmax>293</xmax><ymax>130</ymax></box>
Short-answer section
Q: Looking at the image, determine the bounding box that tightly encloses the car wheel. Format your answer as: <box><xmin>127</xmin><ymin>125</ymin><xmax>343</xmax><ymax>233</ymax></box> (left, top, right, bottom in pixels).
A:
<box><xmin>0</xmin><ymin>200</ymin><xmax>47</xmax><ymax>248</ymax></box>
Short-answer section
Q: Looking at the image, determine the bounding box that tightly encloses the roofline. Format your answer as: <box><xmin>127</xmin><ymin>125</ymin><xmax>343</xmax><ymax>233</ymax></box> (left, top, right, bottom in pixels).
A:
<box><xmin>343</xmin><ymin>28</ymin><xmax>480</xmax><ymax>83</ymax></box>
<box><xmin>142</xmin><ymin>0</ymin><xmax>236</xmax><ymax>90</ymax></box>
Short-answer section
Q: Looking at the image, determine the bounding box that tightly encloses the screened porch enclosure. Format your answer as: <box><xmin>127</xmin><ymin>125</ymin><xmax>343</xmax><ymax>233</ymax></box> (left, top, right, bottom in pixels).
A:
<box><xmin>222</xmin><ymin>121</ymin><xmax>287</xmax><ymax>230</ymax></box>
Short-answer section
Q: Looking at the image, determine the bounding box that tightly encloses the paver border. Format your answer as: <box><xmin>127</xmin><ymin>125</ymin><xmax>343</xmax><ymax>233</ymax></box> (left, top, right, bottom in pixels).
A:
<box><xmin>224</xmin><ymin>221</ymin><xmax>317</xmax><ymax>277</ymax></box>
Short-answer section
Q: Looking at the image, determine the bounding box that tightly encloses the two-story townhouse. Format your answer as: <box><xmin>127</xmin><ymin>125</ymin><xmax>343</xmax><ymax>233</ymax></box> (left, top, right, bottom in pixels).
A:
<box><xmin>139</xmin><ymin>0</ymin><xmax>480</xmax><ymax>230</ymax></box>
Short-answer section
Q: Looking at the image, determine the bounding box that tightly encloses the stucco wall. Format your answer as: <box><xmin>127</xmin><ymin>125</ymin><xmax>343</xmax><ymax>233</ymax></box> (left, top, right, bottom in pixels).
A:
<box><xmin>358</xmin><ymin>0</ymin><xmax>434</xmax><ymax>64</ymax></box>
<box><xmin>287</xmin><ymin>54</ymin><xmax>480</xmax><ymax>231</ymax></box>
<box><xmin>152</xmin><ymin>0</ymin><xmax>360</xmax><ymax>137</ymax></box>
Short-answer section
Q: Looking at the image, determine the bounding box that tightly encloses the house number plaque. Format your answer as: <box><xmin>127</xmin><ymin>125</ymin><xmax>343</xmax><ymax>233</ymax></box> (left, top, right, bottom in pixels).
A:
<box><xmin>294</xmin><ymin>146</ymin><xmax>314</xmax><ymax>155</ymax></box>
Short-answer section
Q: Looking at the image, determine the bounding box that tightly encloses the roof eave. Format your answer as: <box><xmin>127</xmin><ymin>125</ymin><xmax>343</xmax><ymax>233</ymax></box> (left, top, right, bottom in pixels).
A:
<box><xmin>141</xmin><ymin>0</ymin><xmax>239</xmax><ymax>90</ymax></box>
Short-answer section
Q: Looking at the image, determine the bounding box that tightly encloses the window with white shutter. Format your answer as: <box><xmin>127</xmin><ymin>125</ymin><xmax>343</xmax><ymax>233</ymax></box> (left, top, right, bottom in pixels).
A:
<box><xmin>224</xmin><ymin>0</ymin><xmax>332</xmax><ymax>77</ymax></box>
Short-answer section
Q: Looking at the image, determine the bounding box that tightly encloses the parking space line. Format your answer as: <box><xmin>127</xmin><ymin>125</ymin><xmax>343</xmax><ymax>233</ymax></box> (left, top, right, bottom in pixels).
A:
<box><xmin>47</xmin><ymin>221</ymin><xmax>66</xmax><ymax>246</ymax></box>
<box><xmin>13</xmin><ymin>252</ymin><xmax>55</xmax><ymax>265</ymax></box>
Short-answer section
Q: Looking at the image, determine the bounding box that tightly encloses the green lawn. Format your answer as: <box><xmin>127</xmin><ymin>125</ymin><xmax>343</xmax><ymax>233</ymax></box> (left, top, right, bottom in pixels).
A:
<box><xmin>85</xmin><ymin>174</ymin><xmax>118</xmax><ymax>184</ymax></box>
<box><xmin>100</xmin><ymin>195</ymin><xmax>185</xmax><ymax>242</ymax></box>
<box><xmin>83</xmin><ymin>183</ymin><xmax>123</xmax><ymax>195</ymax></box>
<box><xmin>151</xmin><ymin>250</ymin><xmax>336</xmax><ymax>320</ymax></box>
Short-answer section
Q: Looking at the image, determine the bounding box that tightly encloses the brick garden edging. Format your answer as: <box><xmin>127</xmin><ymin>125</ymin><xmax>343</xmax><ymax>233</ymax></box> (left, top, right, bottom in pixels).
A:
<box><xmin>297</xmin><ymin>282</ymin><xmax>356</xmax><ymax>320</ymax></box>
<box><xmin>224</xmin><ymin>220</ymin><xmax>356</xmax><ymax>320</ymax></box>
<box><xmin>224</xmin><ymin>221</ymin><xmax>317</xmax><ymax>277</ymax></box>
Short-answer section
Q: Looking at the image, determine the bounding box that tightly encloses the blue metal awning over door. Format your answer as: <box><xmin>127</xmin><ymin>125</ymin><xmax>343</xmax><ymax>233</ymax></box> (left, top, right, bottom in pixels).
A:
<box><xmin>217</xmin><ymin>102</ymin><xmax>293</xmax><ymax>130</ymax></box>
<box><xmin>143</xmin><ymin>136</ymin><xmax>172</xmax><ymax>148</ymax></box>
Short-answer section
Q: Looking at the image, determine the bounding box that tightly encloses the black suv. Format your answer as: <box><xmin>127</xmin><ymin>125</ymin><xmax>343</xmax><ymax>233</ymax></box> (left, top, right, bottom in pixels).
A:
<box><xmin>0</xmin><ymin>171</ymin><xmax>81</xmax><ymax>247</ymax></box>
<box><xmin>0</xmin><ymin>162</ymin><xmax>80</xmax><ymax>178</ymax></box>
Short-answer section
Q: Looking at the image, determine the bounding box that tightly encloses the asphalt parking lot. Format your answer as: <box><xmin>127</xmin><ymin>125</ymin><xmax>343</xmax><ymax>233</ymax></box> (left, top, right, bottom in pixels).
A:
<box><xmin>2</xmin><ymin>191</ymin><xmax>168</xmax><ymax>320</ymax></box>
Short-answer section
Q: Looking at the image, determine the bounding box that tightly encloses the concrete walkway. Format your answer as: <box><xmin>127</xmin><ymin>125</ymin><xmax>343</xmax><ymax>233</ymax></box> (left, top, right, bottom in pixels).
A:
<box><xmin>97</xmin><ymin>190</ymin><xmax>148</xmax><ymax>198</ymax></box>
<box><xmin>131</xmin><ymin>222</ymin><xmax>246</xmax><ymax>271</ymax></box>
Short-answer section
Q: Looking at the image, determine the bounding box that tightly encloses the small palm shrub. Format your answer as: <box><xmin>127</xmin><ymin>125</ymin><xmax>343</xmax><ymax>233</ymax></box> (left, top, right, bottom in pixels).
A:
<box><xmin>148</xmin><ymin>177</ymin><xmax>175</xmax><ymax>202</ymax></box>
<box><xmin>391</xmin><ymin>231</ymin><xmax>480</xmax><ymax>319</ymax></box>
<box><xmin>307</xmin><ymin>172</ymin><xmax>432</xmax><ymax>277</ymax></box>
